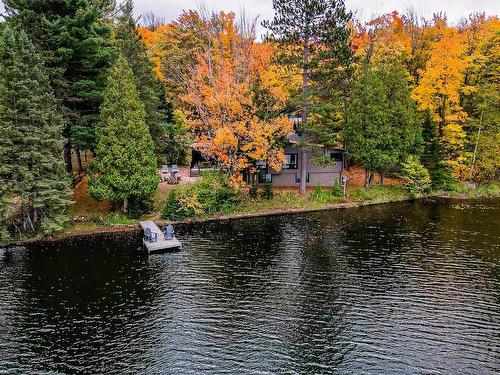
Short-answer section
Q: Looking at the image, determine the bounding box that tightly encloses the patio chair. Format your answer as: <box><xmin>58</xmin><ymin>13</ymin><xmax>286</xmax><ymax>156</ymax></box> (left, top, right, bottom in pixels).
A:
<box><xmin>144</xmin><ymin>228</ymin><xmax>157</xmax><ymax>242</ymax></box>
<box><xmin>165</xmin><ymin>224</ymin><xmax>175</xmax><ymax>240</ymax></box>
<box><xmin>169</xmin><ymin>164</ymin><xmax>179</xmax><ymax>184</ymax></box>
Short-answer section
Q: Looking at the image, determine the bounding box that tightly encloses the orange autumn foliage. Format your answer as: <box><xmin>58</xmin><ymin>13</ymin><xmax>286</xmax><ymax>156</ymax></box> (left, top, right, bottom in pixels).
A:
<box><xmin>136</xmin><ymin>8</ymin><xmax>499</xmax><ymax>183</ymax></box>
<box><xmin>413</xmin><ymin>26</ymin><xmax>469</xmax><ymax>176</ymax></box>
<box><xmin>413</xmin><ymin>29</ymin><xmax>468</xmax><ymax>126</ymax></box>
<box><xmin>354</xmin><ymin>11</ymin><xmax>411</xmax><ymax>64</ymax></box>
<box><xmin>182</xmin><ymin>12</ymin><xmax>293</xmax><ymax>176</ymax></box>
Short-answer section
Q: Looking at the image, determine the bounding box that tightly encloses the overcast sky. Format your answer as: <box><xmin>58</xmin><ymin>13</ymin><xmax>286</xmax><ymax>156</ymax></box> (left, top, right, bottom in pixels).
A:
<box><xmin>133</xmin><ymin>0</ymin><xmax>499</xmax><ymax>28</ymax></box>
<box><xmin>0</xmin><ymin>0</ymin><xmax>498</xmax><ymax>31</ymax></box>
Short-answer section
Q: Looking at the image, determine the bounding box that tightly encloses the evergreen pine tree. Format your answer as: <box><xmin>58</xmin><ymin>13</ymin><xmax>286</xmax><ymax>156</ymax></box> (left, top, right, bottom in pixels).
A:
<box><xmin>420</xmin><ymin>110</ymin><xmax>453</xmax><ymax>189</ymax></box>
<box><xmin>263</xmin><ymin>0</ymin><xmax>353</xmax><ymax>194</ymax></box>
<box><xmin>114</xmin><ymin>0</ymin><xmax>170</xmax><ymax>162</ymax></box>
<box><xmin>0</xmin><ymin>27</ymin><xmax>72</xmax><ymax>239</ymax></box>
<box><xmin>4</xmin><ymin>0</ymin><xmax>117</xmax><ymax>171</ymax></box>
<box><xmin>89</xmin><ymin>57</ymin><xmax>159</xmax><ymax>212</ymax></box>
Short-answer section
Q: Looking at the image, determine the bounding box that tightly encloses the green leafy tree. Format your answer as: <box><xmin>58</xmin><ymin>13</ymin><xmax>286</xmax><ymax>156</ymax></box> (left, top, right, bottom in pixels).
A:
<box><xmin>263</xmin><ymin>0</ymin><xmax>353</xmax><ymax>194</ymax></box>
<box><xmin>0</xmin><ymin>27</ymin><xmax>72</xmax><ymax>239</ymax></box>
<box><xmin>89</xmin><ymin>57</ymin><xmax>159</xmax><ymax>212</ymax></box>
<box><xmin>261</xmin><ymin>182</ymin><xmax>274</xmax><ymax>200</ymax></box>
<box><xmin>165</xmin><ymin>109</ymin><xmax>190</xmax><ymax>165</ymax></box>
<box><xmin>400</xmin><ymin>155</ymin><xmax>431</xmax><ymax>195</ymax></box>
<box><xmin>345</xmin><ymin>68</ymin><xmax>392</xmax><ymax>187</ymax></box>
<box><xmin>376</xmin><ymin>59</ymin><xmax>422</xmax><ymax>181</ymax></box>
<box><xmin>345</xmin><ymin>60</ymin><xmax>421</xmax><ymax>187</ymax></box>
<box><xmin>4</xmin><ymin>0</ymin><xmax>117</xmax><ymax>171</ymax></box>
<box><xmin>114</xmin><ymin>0</ymin><xmax>170</xmax><ymax>162</ymax></box>
<box><xmin>467</xmin><ymin>30</ymin><xmax>500</xmax><ymax>182</ymax></box>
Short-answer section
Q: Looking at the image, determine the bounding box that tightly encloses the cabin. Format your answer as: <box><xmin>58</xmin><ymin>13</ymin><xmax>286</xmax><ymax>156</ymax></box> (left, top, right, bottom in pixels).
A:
<box><xmin>241</xmin><ymin>130</ymin><xmax>344</xmax><ymax>187</ymax></box>
<box><xmin>190</xmin><ymin>123</ymin><xmax>345</xmax><ymax>187</ymax></box>
<box><xmin>191</xmin><ymin>143</ymin><xmax>344</xmax><ymax>187</ymax></box>
<box><xmin>252</xmin><ymin>145</ymin><xmax>344</xmax><ymax>187</ymax></box>
<box><xmin>249</xmin><ymin>115</ymin><xmax>345</xmax><ymax>187</ymax></box>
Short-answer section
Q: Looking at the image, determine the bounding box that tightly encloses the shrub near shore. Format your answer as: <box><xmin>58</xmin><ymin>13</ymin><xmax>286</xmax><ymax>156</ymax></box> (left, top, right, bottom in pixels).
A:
<box><xmin>11</xmin><ymin>178</ymin><xmax>499</xmax><ymax>242</ymax></box>
<box><xmin>162</xmin><ymin>173</ymin><xmax>239</xmax><ymax>220</ymax></box>
<box><xmin>161</xmin><ymin>173</ymin><xmax>412</xmax><ymax>222</ymax></box>
<box><xmin>160</xmin><ymin>173</ymin><xmax>500</xmax><ymax>223</ymax></box>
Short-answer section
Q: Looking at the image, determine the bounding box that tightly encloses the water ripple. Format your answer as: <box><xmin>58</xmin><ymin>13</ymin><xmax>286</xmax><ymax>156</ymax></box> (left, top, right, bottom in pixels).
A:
<box><xmin>1</xmin><ymin>198</ymin><xmax>499</xmax><ymax>374</ymax></box>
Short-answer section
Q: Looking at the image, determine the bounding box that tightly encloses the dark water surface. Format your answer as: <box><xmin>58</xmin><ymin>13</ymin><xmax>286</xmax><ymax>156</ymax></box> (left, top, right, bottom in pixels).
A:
<box><xmin>1</xmin><ymin>198</ymin><xmax>499</xmax><ymax>374</ymax></box>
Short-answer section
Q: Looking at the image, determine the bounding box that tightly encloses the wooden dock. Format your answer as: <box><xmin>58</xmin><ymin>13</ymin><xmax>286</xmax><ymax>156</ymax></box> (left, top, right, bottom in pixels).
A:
<box><xmin>139</xmin><ymin>221</ymin><xmax>181</xmax><ymax>253</ymax></box>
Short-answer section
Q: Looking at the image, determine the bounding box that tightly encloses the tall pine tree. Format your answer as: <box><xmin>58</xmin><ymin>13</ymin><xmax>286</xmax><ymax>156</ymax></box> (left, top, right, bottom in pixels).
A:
<box><xmin>4</xmin><ymin>0</ymin><xmax>117</xmax><ymax>171</ymax></box>
<box><xmin>114</xmin><ymin>0</ymin><xmax>169</xmax><ymax>163</ymax></box>
<box><xmin>263</xmin><ymin>0</ymin><xmax>353</xmax><ymax>194</ymax></box>
<box><xmin>0</xmin><ymin>27</ymin><xmax>72</xmax><ymax>239</ymax></box>
<box><xmin>89</xmin><ymin>56</ymin><xmax>159</xmax><ymax>212</ymax></box>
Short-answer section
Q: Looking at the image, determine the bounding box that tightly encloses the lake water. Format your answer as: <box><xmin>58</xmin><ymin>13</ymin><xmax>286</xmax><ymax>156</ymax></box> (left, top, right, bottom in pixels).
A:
<box><xmin>1</xmin><ymin>198</ymin><xmax>499</xmax><ymax>374</ymax></box>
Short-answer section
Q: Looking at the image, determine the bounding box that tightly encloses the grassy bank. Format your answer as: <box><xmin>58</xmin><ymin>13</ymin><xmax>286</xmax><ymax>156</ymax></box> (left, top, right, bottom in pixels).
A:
<box><xmin>43</xmin><ymin>180</ymin><xmax>500</xmax><ymax>240</ymax></box>
<box><xmin>6</xmin><ymin>179</ymin><xmax>499</xmax><ymax>245</ymax></box>
<box><xmin>211</xmin><ymin>184</ymin><xmax>409</xmax><ymax>217</ymax></box>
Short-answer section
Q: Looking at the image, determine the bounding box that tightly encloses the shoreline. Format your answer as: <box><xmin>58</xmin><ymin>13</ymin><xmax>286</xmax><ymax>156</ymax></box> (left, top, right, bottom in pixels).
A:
<box><xmin>7</xmin><ymin>192</ymin><xmax>480</xmax><ymax>247</ymax></box>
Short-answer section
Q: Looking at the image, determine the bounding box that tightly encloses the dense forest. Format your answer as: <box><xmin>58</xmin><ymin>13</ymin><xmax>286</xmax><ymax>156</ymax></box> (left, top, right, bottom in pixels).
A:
<box><xmin>0</xmin><ymin>0</ymin><xmax>498</xmax><ymax>241</ymax></box>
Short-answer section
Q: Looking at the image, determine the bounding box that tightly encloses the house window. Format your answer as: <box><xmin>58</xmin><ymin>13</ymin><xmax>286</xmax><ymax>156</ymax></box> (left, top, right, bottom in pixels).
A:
<box><xmin>330</xmin><ymin>152</ymin><xmax>343</xmax><ymax>163</ymax></box>
<box><xmin>295</xmin><ymin>173</ymin><xmax>310</xmax><ymax>183</ymax></box>
<box><xmin>258</xmin><ymin>172</ymin><xmax>272</xmax><ymax>183</ymax></box>
<box><xmin>284</xmin><ymin>153</ymin><xmax>298</xmax><ymax>169</ymax></box>
<box><xmin>256</xmin><ymin>160</ymin><xmax>267</xmax><ymax>169</ymax></box>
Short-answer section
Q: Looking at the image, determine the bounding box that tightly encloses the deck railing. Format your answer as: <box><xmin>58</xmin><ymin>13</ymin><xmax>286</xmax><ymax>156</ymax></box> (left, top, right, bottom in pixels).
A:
<box><xmin>71</xmin><ymin>168</ymin><xmax>86</xmax><ymax>187</ymax></box>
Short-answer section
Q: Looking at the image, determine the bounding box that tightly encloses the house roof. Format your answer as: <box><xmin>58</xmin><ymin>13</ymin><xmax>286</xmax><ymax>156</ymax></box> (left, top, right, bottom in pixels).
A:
<box><xmin>286</xmin><ymin>133</ymin><xmax>345</xmax><ymax>151</ymax></box>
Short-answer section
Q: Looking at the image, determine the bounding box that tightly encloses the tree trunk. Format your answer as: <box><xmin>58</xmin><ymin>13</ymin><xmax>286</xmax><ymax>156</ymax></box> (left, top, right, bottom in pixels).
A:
<box><xmin>63</xmin><ymin>141</ymin><xmax>72</xmax><ymax>173</ymax></box>
<box><xmin>22</xmin><ymin>205</ymin><xmax>28</xmax><ymax>232</ymax></box>
<box><xmin>469</xmin><ymin>110</ymin><xmax>483</xmax><ymax>179</ymax></box>
<box><xmin>32</xmin><ymin>208</ymin><xmax>38</xmax><ymax>226</ymax></box>
<box><xmin>364</xmin><ymin>170</ymin><xmax>374</xmax><ymax>189</ymax></box>
<box><xmin>379</xmin><ymin>170</ymin><xmax>385</xmax><ymax>185</ymax></box>
<box><xmin>75</xmin><ymin>149</ymin><xmax>83</xmax><ymax>172</ymax></box>
<box><xmin>299</xmin><ymin>149</ymin><xmax>307</xmax><ymax>195</ymax></box>
<box><xmin>300</xmin><ymin>35</ymin><xmax>310</xmax><ymax>196</ymax></box>
<box><xmin>123</xmin><ymin>198</ymin><xmax>128</xmax><ymax>213</ymax></box>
